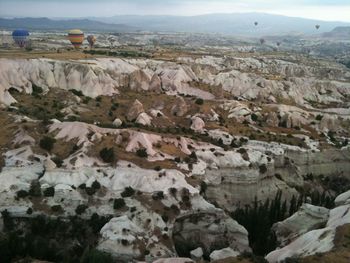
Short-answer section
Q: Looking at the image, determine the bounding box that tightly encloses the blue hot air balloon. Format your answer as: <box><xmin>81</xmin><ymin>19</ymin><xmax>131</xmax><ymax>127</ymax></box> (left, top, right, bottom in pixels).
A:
<box><xmin>12</xmin><ymin>29</ymin><xmax>30</xmax><ymax>48</ymax></box>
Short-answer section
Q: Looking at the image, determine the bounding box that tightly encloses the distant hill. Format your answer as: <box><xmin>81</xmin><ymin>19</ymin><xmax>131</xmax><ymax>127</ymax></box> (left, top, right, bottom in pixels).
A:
<box><xmin>323</xmin><ymin>26</ymin><xmax>350</xmax><ymax>39</ymax></box>
<box><xmin>0</xmin><ymin>17</ymin><xmax>136</xmax><ymax>32</ymax></box>
<box><xmin>91</xmin><ymin>13</ymin><xmax>350</xmax><ymax>36</ymax></box>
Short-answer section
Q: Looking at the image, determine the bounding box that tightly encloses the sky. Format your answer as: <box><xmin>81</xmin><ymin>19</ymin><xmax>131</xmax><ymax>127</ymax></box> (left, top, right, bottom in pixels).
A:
<box><xmin>1</xmin><ymin>0</ymin><xmax>350</xmax><ymax>22</ymax></box>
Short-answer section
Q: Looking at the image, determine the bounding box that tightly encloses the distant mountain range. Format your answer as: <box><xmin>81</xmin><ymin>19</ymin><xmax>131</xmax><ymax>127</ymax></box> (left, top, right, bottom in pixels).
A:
<box><xmin>1</xmin><ymin>14</ymin><xmax>350</xmax><ymax>37</ymax></box>
<box><xmin>0</xmin><ymin>17</ymin><xmax>135</xmax><ymax>32</ymax></box>
<box><xmin>323</xmin><ymin>26</ymin><xmax>350</xmax><ymax>39</ymax></box>
<box><xmin>90</xmin><ymin>13</ymin><xmax>350</xmax><ymax>36</ymax></box>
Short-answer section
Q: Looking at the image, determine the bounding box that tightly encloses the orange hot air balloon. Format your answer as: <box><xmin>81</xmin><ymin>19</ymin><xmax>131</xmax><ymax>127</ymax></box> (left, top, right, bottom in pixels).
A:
<box><xmin>87</xmin><ymin>35</ymin><xmax>96</xmax><ymax>48</ymax></box>
<box><xmin>68</xmin><ymin>29</ymin><xmax>84</xmax><ymax>49</ymax></box>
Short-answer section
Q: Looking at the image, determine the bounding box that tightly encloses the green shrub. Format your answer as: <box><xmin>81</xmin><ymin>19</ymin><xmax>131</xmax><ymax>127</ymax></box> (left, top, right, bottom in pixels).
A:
<box><xmin>52</xmin><ymin>156</ymin><xmax>63</xmax><ymax>168</ymax></box>
<box><xmin>136</xmin><ymin>148</ymin><xmax>148</xmax><ymax>158</ymax></box>
<box><xmin>121</xmin><ymin>186</ymin><xmax>135</xmax><ymax>198</ymax></box>
<box><xmin>259</xmin><ymin>164</ymin><xmax>268</xmax><ymax>174</ymax></box>
<box><xmin>75</xmin><ymin>204</ymin><xmax>88</xmax><ymax>215</ymax></box>
<box><xmin>70</xmin><ymin>89</ymin><xmax>84</xmax><ymax>97</ymax></box>
<box><xmin>29</xmin><ymin>181</ymin><xmax>41</xmax><ymax>197</ymax></box>
<box><xmin>85</xmin><ymin>187</ymin><xmax>96</xmax><ymax>196</ymax></box>
<box><xmin>43</xmin><ymin>186</ymin><xmax>55</xmax><ymax>197</ymax></box>
<box><xmin>316</xmin><ymin>114</ymin><xmax>323</xmax><ymax>121</ymax></box>
<box><xmin>51</xmin><ymin>205</ymin><xmax>63</xmax><ymax>213</ymax></box>
<box><xmin>113</xmin><ymin>198</ymin><xmax>126</xmax><ymax>209</ymax></box>
<box><xmin>16</xmin><ymin>190</ymin><xmax>29</xmax><ymax>198</ymax></box>
<box><xmin>99</xmin><ymin>148</ymin><xmax>115</xmax><ymax>163</ymax></box>
<box><xmin>251</xmin><ymin>113</ymin><xmax>259</xmax><ymax>122</ymax></box>
<box><xmin>32</xmin><ymin>84</ymin><xmax>43</xmax><ymax>94</ymax></box>
<box><xmin>152</xmin><ymin>191</ymin><xmax>164</xmax><ymax>200</ymax></box>
<box><xmin>81</xmin><ymin>248</ymin><xmax>114</xmax><ymax>263</ymax></box>
<box><xmin>39</xmin><ymin>136</ymin><xmax>56</xmax><ymax>152</ymax></box>
<box><xmin>195</xmin><ymin>98</ymin><xmax>204</xmax><ymax>105</ymax></box>
<box><xmin>91</xmin><ymin>180</ymin><xmax>101</xmax><ymax>190</ymax></box>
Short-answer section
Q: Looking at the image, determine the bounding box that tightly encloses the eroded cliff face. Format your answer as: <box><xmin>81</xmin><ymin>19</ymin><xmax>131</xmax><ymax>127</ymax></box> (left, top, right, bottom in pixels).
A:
<box><xmin>0</xmin><ymin>51</ymin><xmax>349</xmax><ymax>262</ymax></box>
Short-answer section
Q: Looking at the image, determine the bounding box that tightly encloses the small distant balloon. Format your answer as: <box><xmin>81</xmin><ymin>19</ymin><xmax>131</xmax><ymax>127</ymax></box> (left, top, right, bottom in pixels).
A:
<box><xmin>12</xmin><ymin>29</ymin><xmax>29</xmax><ymax>48</ymax></box>
<box><xmin>276</xmin><ymin>42</ymin><xmax>281</xmax><ymax>47</ymax></box>
<box><xmin>260</xmin><ymin>38</ymin><xmax>265</xmax><ymax>45</ymax></box>
<box><xmin>87</xmin><ymin>35</ymin><xmax>96</xmax><ymax>48</ymax></box>
<box><xmin>315</xmin><ymin>25</ymin><xmax>320</xmax><ymax>30</ymax></box>
<box><xmin>254</xmin><ymin>21</ymin><xmax>258</xmax><ymax>26</ymax></box>
<box><xmin>68</xmin><ymin>29</ymin><xmax>84</xmax><ymax>49</ymax></box>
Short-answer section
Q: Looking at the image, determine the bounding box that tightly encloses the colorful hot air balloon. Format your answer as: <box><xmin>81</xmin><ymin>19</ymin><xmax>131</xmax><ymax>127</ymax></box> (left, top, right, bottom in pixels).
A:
<box><xmin>254</xmin><ymin>21</ymin><xmax>258</xmax><ymax>26</ymax></box>
<box><xmin>87</xmin><ymin>35</ymin><xmax>96</xmax><ymax>48</ymax></box>
<box><xmin>12</xmin><ymin>29</ymin><xmax>29</xmax><ymax>48</ymax></box>
<box><xmin>68</xmin><ymin>29</ymin><xmax>84</xmax><ymax>49</ymax></box>
<box><xmin>315</xmin><ymin>25</ymin><xmax>320</xmax><ymax>30</ymax></box>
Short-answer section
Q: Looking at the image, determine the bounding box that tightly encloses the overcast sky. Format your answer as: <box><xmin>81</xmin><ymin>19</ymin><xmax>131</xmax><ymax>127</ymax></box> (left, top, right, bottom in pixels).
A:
<box><xmin>1</xmin><ymin>0</ymin><xmax>350</xmax><ymax>22</ymax></box>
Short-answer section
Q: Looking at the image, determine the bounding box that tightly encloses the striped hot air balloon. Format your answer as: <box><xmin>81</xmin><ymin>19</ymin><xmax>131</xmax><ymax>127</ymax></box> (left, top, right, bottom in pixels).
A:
<box><xmin>12</xmin><ymin>29</ymin><xmax>29</xmax><ymax>48</ymax></box>
<box><xmin>87</xmin><ymin>35</ymin><xmax>96</xmax><ymax>48</ymax></box>
<box><xmin>68</xmin><ymin>29</ymin><xmax>84</xmax><ymax>49</ymax></box>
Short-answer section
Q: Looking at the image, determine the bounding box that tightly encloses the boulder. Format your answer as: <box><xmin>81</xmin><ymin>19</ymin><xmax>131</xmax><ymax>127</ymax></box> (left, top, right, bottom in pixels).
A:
<box><xmin>135</xmin><ymin>112</ymin><xmax>152</xmax><ymax>126</ymax></box>
<box><xmin>171</xmin><ymin>97</ymin><xmax>188</xmax><ymax>117</ymax></box>
<box><xmin>127</xmin><ymin>99</ymin><xmax>144</xmax><ymax>121</ymax></box>
<box><xmin>44</xmin><ymin>157</ymin><xmax>57</xmax><ymax>171</ymax></box>
<box><xmin>209</xmin><ymin>247</ymin><xmax>240</xmax><ymax>261</ymax></box>
<box><xmin>266</xmin><ymin>112</ymin><xmax>279</xmax><ymax>127</ymax></box>
<box><xmin>190</xmin><ymin>116</ymin><xmax>205</xmax><ymax>132</ymax></box>
<box><xmin>112</xmin><ymin>118</ymin><xmax>123</xmax><ymax>127</ymax></box>
<box><xmin>190</xmin><ymin>247</ymin><xmax>203</xmax><ymax>261</ymax></box>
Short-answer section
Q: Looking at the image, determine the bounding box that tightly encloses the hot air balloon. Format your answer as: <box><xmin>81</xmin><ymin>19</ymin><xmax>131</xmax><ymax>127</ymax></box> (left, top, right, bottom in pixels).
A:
<box><xmin>12</xmin><ymin>29</ymin><xmax>29</xmax><ymax>48</ymax></box>
<box><xmin>276</xmin><ymin>42</ymin><xmax>281</xmax><ymax>47</ymax></box>
<box><xmin>260</xmin><ymin>38</ymin><xmax>265</xmax><ymax>45</ymax></box>
<box><xmin>254</xmin><ymin>21</ymin><xmax>258</xmax><ymax>26</ymax></box>
<box><xmin>87</xmin><ymin>35</ymin><xmax>96</xmax><ymax>48</ymax></box>
<box><xmin>68</xmin><ymin>29</ymin><xmax>84</xmax><ymax>49</ymax></box>
<box><xmin>315</xmin><ymin>25</ymin><xmax>320</xmax><ymax>30</ymax></box>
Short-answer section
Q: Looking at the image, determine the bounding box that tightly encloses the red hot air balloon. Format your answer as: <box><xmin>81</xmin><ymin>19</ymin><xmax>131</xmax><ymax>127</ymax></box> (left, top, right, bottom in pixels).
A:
<box><xmin>87</xmin><ymin>35</ymin><xmax>96</xmax><ymax>48</ymax></box>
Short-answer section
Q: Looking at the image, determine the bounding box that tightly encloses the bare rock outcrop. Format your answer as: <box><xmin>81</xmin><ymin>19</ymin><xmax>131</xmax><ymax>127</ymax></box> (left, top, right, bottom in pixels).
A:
<box><xmin>129</xmin><ymin>69</ymin><xmax>151</xmax><ymax>91</ymax></box>
<box><xmin>173</xmin><ymin>210</ymin><xmax>250</xmax><ymax>259</ymax></box>
<box><xmin>127</xmin><ymin>99</ymin><xmax>144</xmax><ymax>121</ymax></box>
<box><xmin>171</xmin><ymin>97</ymin><xmax>188</xmax><ymax>117</ymax></box>
<box><xmin>149</xmin><ymin>73</ymin><xmax>162</xmax><ymax>92</ymax></box>
<box><xmin>271</xmin><ymin>204</ymin><xmax>329</xmax><ymax>247</ymax></box>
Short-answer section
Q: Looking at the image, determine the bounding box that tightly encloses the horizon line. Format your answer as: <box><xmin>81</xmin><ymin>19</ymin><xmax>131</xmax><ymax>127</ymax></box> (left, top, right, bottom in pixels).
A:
<box><xmin>1</xmin><ymin>12</ymin><xmax>350</xmax><ymax>24</ymax></box>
